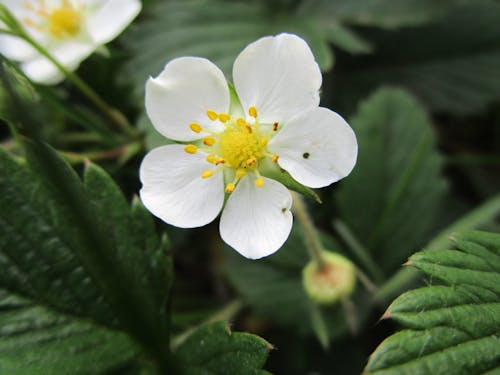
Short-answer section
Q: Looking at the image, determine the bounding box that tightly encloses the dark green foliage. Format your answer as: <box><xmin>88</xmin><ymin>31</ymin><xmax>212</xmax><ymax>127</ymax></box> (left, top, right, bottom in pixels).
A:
<box><xmin>336</xmin><ymin>88</ymin><xmax>447</xmax><ymax>272</ymax></box>
<box><xmin>176</xmin><ymin>321</ymin><xmax>272</xmax><ymax>375</ymax></box>
<box><xmin>365</xmin><ymin>231</ymin><xmax>500</xmax><ymax>375</ymax></box>
<box><xmin>336</xmin><ymin>2</ymin><xmax>500</xmax><ymax>115</ymax></box>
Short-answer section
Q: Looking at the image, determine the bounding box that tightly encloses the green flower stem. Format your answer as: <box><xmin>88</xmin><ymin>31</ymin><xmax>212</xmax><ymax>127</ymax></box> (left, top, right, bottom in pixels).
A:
<box><xmin>340</xmin><ymin>296</ymin><xmax>358</xmax><ymax>335</ymax></box>
<box><xmin>0</xmin><ymin>28</ymin><xmax>17</xmax><ymax>36</ymax></box>
<box><xmin>355</xmin><ymin>267</ymin><xmax>378</xmax><ymax>293</ymax></box>
<box><xmin>58</xmin><ymin>132</ymin><xmax>106</xmax><ymax>144</ymax></box>
<box><xmin>59</xmin><ymin>142</ymin><xmax>141</xmax><ymax>164</ymax></box>
<box><xmin>333</xmin><ymin>219</ymin><xmax>384</xmax><ymax>283</ymax></box>
<box><xmin>170</xmin><ymin>300</ymin><xmax>243</xmax><ymax>351</ymax></box>
<box><xmin>291</xmin><ymin>191</ymin><xmax>327</xmax><ymax>269</ymax></box>
<box><xmin>14</xmin><ymin>29</ymin><xmax>134</xmax><ymax>136</ymax></box>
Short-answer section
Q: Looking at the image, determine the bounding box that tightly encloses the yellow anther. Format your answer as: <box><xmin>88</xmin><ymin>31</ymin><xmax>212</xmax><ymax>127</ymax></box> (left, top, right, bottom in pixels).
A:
<box><xmin>201</xmin><ymin>170</ymin><xmax>214</xmax><ymax>179</ymax></box>
<box><xmin>260</xmin><ymin>137</ymin><xmax>268</xmax><ymax>147</ymax></box>
<box><xmin>255</xmin><ymin>177</ymin><xmax>265</xmax><ymax>188</ymax></box>
<box><xmin>272</xmin><ymin>154</ymin><xmax>279</xmax><ymax>163</ymax></box>
<box><xmin>237</xmin><ymin>118</ymin><xmax>247</xmax><ymax>127</ymax></box>
<box><xmin>219</xmin><ymin>113</ymin><xmax>231</xmax><ymax>123</ymax></box>
<box><xmin>249</xmin><ymin>106</ymin><xmax>258</xmax><ymax>118</ymax></box>
<box><xmin>246</xmin><ymin>157</ymin><xmax>257</xmax><ymax>167</ymax></box>
<box><xmin>206</xmin><ymin>154</ymin><xmax>216</xmax><ymax>164</ymax></box>
<box><xmin>206</xmin><ymin>109</ymin><xmax>218</xmax><ymax>121</ymax></box>
<box><xmin>215</xmin><ymin>158</ymin><xmax>225</xmax><ymax>165</ymax></box>
<box><xmin>203</xmin><ymin>136</ymin><xmax>216</xmax><ymax>146</ymax></box>
<box><xmin>225</xmin><ymin>183</ymin><xmax>236</xmax><ymax>193</ymax></box>
<box><xmin>184</xmin><ymin>144</ymin><xmax>198</xmax><ymax>154</ymax></box>
<box><xmin>236</xmin><ymin>168</ymin><xmax>247</xmax><ymax>178</ymax></box>
<box><xmin>246</xmin><ymin>125</ymin><xmax>253</xmax><ymax>133</ymax></box>
<box><xmin>190</xmin><ymin>122</ymin><xmax>203</xmax><ymax>133</ymax></box>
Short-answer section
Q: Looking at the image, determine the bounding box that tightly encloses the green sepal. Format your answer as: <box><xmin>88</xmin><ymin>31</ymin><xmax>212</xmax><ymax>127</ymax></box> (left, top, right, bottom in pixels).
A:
<box><xmin>228</xmin><ymin>81</ymin><xmax>244</xmax><ymax>118</ymax></box>
<box><xmin>260</xmin><ymin>158</ymin><xmax>322</xmax><ymax>203</ymax></box>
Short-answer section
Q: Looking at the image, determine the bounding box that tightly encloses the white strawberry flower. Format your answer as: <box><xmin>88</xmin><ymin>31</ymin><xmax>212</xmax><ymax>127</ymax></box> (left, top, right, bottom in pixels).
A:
<box><xmin>0</xmin><ymin>0</ymin><xmax>141</xmax><ymax>84</ymax></box>
<box><xmin>140</xmin><ymin>33</ymin><xmax>357</xmax><ymax>259</ymax></box>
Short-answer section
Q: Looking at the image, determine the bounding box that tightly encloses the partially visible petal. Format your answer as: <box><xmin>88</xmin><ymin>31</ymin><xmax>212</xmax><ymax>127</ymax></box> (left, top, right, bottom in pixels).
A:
<box><xmin>0</xmin><ymin>34</ymin><xmax>38</xmax><ymax>61</ymax></box>
<box><xmin>21</xmin><ymin>40</ymin><xmax>95</xmax><ymax>84</ymax></box>
<box><xmin>269</xmin><ymin>107</ymin><xmax>357</xmax><ymax>188</ymax></box>
<box><xmin>86</xmin><ymin>0</ymin><xmax>141</xmax><ymax>44</ymax></box>
<box><xmin>140</xmin><ymin>144</ymin><xmax>224</xmax><ymax>228</ymax></box>
<box><xmin>233</xmin><ymin>33</ymin><xmax>321</xmax><ymax>124</ymax></box>
<box><xmin>220</xmin><ymin>176</ymin><xmax>292</xmax><ymax>259</ymax></box>
<box><xmin>145</xmin><ymin>57</ymin><xmax>230</xmax><ymax>142</ymax></box>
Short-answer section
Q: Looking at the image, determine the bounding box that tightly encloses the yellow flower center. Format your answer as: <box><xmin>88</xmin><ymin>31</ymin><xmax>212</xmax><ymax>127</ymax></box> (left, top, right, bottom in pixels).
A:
<box><xmin>218</xmin><ymin>127</ymin><xmax>264</xmax><ymax>169</ymax></box>
<box><xmin>184</xmin><ymin>106</ymin><xmax>280</xmax><ymax>192</ymax></box>
<box><xmin>23</xmin><ymin>0</ymin><xmax>83</xmax><ymax>39</ymax></box>
<box><xmin>48</xmin><ymin>5</ymin><xmax>82</xmax><ymax>38</ymax></box>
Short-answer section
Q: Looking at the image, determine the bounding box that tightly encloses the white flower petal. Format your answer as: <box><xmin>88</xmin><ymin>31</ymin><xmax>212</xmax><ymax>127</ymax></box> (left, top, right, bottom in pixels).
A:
<box><xmin>233</xmin><ymin>33</ymin><xmax>321</xmax><ymax>123</ymax></box>
<box><xmin>269</xmin><ymin>107</ymin><xmax>358</xmax><ymax>188</ymax></box>
<box><xmin>145</xmin><ymin>57</ymin><xmax>230</xmax><ymax>142</ymax></box>
<box><xmin>86</xmin><ymin>0</ymin><xmax>141</xmax><ymax>44</ymax></box>
<box><xmin>0</xmin><ymin>35</ymin><xmax>38</xmax><ymax>61</ymax></box>
<box><xmin>20</xmin><ymin>40</ymin><xmax>95</xmax><ymax>84</ymax></box>
<box><xmin>139</xmin><ymin>144</ymin><xmax>224</xmax><ymax>228</ymax></box>
<box><xmin>220</xmin><ymin>176</ymin><xmax>292</xmax><ymax>259</ymax></box>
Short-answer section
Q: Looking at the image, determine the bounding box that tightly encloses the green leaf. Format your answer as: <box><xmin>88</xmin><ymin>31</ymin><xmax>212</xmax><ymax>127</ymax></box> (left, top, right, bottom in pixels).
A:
<box><xmin>335</xmin><ymin>88</ymin><xmax>447</xmax><ymax>272</ymax></box>
<box><xmin>0</xmin><ymin>290</ymin><xmax>139</xmax><ymax>375</ymax></box>
<box><xmin>365</xmin><ymin>230</ymin><xmax>500</xmax><ymax>375</ymax></box>
<box><xmin>119</xmin><ymin>0</ymin><xmax>340</xmax><ymax>101</ymax></box>
<box><xmin>175</xmin><ymin>321</ymin><xmax>272</xmax><ymax>375</ymax></box>
<box><xmin>375</xmin><ymin>193</ymin><xmax>500</xmax><ymax>304</ymax></box>
<box><xmin>0</xmin><ymin>144</ymin><xmax>173</xmax><ymax>373</ymax></box>
<box><xmin>336</xmin><ymin>2</ymin><xmax>500</xmax><ymax>115</ymax></box>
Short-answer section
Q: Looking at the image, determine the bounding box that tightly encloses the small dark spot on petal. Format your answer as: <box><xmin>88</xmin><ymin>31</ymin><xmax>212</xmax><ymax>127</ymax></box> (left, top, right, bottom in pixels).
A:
<box><xmin>303</xmin><ymin>152</ymin><xmax>310</xmax><ymax>159</ymax></box>
<box><xmin>281</xmin><ymin>207</ymin><xmax>287</xmax><ymax>213</ymax></box>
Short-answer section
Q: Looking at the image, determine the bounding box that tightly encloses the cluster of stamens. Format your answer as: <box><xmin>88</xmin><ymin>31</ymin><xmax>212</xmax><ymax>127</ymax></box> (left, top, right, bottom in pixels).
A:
<box><xmin>22</xmin><ymin>0</ymin><xmax>83</xmax><ymax>39</ymax></box>
<box><xmin>184</xmin><ymin>106</ymin><xmax>279</xmax><ymax>193</ymax></box>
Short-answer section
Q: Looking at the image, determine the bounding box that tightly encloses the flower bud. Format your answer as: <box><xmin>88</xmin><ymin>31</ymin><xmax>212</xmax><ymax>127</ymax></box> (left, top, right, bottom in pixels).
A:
<box><xmin>302</xmin><ymin>251</ymin><xmax>356</xmax><ymax>305</ymax></box>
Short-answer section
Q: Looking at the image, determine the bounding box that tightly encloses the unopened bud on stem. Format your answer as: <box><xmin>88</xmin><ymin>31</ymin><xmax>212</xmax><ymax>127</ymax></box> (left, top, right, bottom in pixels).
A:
<box><xmin>302</xmin><ymin>251</ymin><xmax>356</xmax><ymax>305</ymax></box>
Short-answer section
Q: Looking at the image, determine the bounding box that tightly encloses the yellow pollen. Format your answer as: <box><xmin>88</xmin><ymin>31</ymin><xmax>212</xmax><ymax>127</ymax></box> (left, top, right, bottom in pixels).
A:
<box><xmin>246</xmin><ymin>157</ymin><xmax>257</xmax><ymax>167</ymax></box>
<box><xmin>48</xmin><ymin>3</ymin><xmax>82</xmax><ymax>38</ymax></box>
<box><xmin>218</xmin><ymin>127</ymin><xmax>264</xmax><ymax>168</ymax></box>
<box><xmin>201</xmin><ymin>170</ymin><xmax>214</xmax><ymax>179</ymax></box>
<box><xmin>190</xmin><ymin>122</ymin><xmax>203</xmax><ymax>133</ymax></box>
<box><xmin>272</xmin><ymin>154</ymin><xmax>279</xmax><ymax>163</ymax></box>
<box><xmin>260</xmin><ymin>137</ymin><xmax>268</xmax><ymax>147</ymax></box>
<box><xmin>236</xmin><ymin>168</ymin><xmax>247</xmax><ymax>178</ymax></box>
<box><xmin>237</xmin><ymin>118</ymin><xmax>247</xmax><ymax>127</ymax></box>
<box><xmin>225</xmin><ymin>183</ymin><xmax>236</xmax><ymax>193</ymax></box>
<box><xmin>184</xmin><ymin>144</ymin><xmax>197</xmax><ymax>154</ymax></box>
<box><xmin>215</xmin><ymin>158</ymin><xmax>225</xmax><ymax>165</ymax></box>
<box><xmin>219</xmin><ymin>113</ymin><xmax>231</xmax><ymax>123</ymax></box>
<box><xmin>206</xmin><ymin>110</ymin><xmax>218</xmax><ymax>121</ymax></box>
<box><xmin>249</xmin><ymin>106</ymin><xmax>258</xmax><ymax>118</ymax></box>
<box><xmin>206</xmin><ymin>154</ymin><xmax>216</xmax><ymax>163</ymax></box>
<box><xmin>255</xmin><ymin>177</ymin><xmax>265</xmax><ymax>188</ymax></box>
<box><xmin>203</xmin><ymin>136</ymin><xmax>216</xmax><ymax>146</ymax></box>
